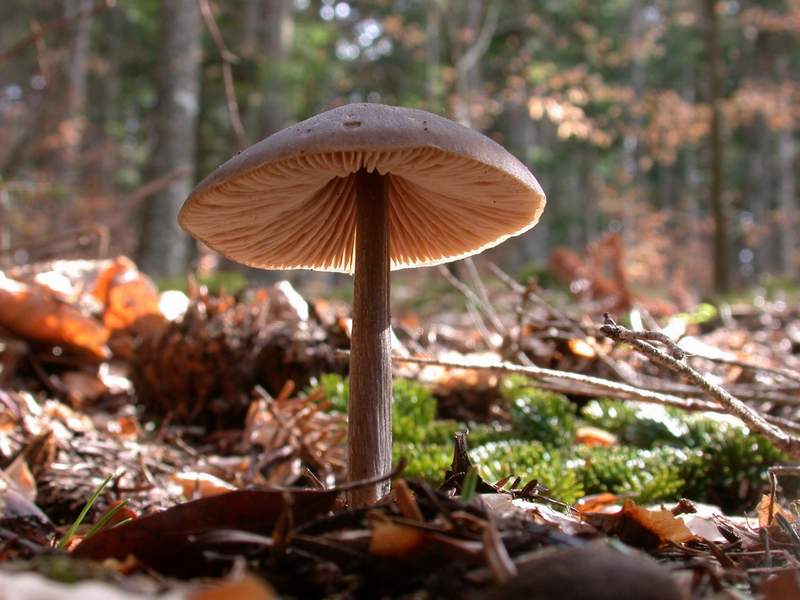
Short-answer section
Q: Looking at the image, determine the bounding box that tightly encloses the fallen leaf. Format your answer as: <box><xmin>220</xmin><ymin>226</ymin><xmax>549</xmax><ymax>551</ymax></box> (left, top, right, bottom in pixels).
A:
<box><xmin>3</xmin><ymin>457</ymin><xmax>36</xmax><ymax>502</ymax></box>
<box><xmin>575</xmin><ymin>426</ymin><xmax>617</xmax><ymax>447</ymax></box>
<box><xmin>567</xmin><ymin>337</ymin><xmax>596</xmax><ymax>358</ymax></box>
<box><xmin>189</xmin><ymin>574</ymin><xmax>276</xmax><ymax>600</ymax></box>
<box><xmin>575</xmin><ymin>493</ymin><xmax>619</xmax><ymax>513</ymax></box>
<box><xmin>0</xmin><ymin>472</ymin><xmax>49</xmax><ymax>522</ymax></box>
<box><xmin>0</xmin><ymin>273</ymin><xmax>109</xmax><ymax>359</ymax></box>
<box><xmin>757</xmin><ymin>494</ymin><xmax>796</xmax><ymax>528</ymax></box>
<box><xmin>369</xmin><ymin>520</ymin><xmax>425</xmax><ymax>559</ymax></box>
<box><xmin>481</xmin><ymin>495</ymin><xmax>596</xmax><ymax>536</ymax></box>
<box><xmin>72</xmin><ymin>489</ymin><xmax>337</xmax><ymax>577</ymax></box>
<box><xmin>584</xmin><ymin>499</ymin><xmax>694</xmax><ymax>548</ymax></box>
<box><xmin>61</xmin><ymin>371</ymin><xmax>108</xmax><ymax>407</ymax></box>
<box><xmin>679</xmin><ymin>514</ymin><xmax>726</xmax><ymax>543</ymax></box>
<box><xmin>170</xmin><ymin>472</ymin><xmax>238</xmax><ymax>499</ymax></box>
<box><xmin>760</xmin><ymin>569</ymin><xmax>800</xmax><ymax>600</ymax></box>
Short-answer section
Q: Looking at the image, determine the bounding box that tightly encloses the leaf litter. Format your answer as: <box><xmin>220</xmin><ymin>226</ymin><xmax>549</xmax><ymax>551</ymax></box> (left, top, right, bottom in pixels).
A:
<box><xmin>1</xmin><ymin>255</ymin><xmax>799</xmax><ymax>598</ymax></box>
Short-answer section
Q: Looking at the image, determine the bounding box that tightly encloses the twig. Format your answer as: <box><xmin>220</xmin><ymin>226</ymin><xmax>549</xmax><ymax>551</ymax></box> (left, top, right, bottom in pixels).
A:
<box><xmin>377</xmin><ymin>352</ymin><xmax>800</xmax><ymax>435</ymax></box>
<box><xmin>602</xmin><ymin>313</ymin><xmax>685</xmax><ymax>359</ymax></box>
<box><xmin>386</xmin><ymin>353</ymin><xmax>711</xmax><ymax>411</ymax></box>
<box><xmin>438</xmin><ymin>265</ymin><xmax>505</xmax><ymax>336</ymax></box>
<box><xmin>490</xmin><ymin>262</ymin><xmax>634</xmax><ymax>378</ymax></box>
<box><xmin>487</xmin><ymin>265</ymin><xmax>800</xmax><ymax>411</ymax></box>
<box><xmin>463</xmin><ymin>258</ymin><xmax>507</xmax><ymax>335</ymax></box>
<box><xmin>465</xmin><ymin>301</ymin><xmax>499</xmax><ymax>350</ymax></box>
<box><xmin>197</xmin><ymin>0</ymin><xmax>246</xmax><ymax>148</ymax></box>
<box><xmin>690</xmin><ymin>354</ymin><xmax>800</xmax><ymax>384</ymax></box>
<box><xmin>128</xmin><ymin>166</ymin><xmax>191</xmax><ymax>205</ymax></box>
<box><xmin>455</xmin><ymin>2</ymin><xmax>499</xmax><ymax>75</ymax></box>
<box><xmin>600</xmin><ymin>315</ymin><xmax>800</xmax><ymax>456</ymax></box>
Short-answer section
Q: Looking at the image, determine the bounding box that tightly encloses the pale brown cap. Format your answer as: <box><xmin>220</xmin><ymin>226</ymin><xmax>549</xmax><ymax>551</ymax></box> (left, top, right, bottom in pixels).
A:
<box><xmin>179</xmin><ymin>103</ymin><xmax>546</xmax><ymax>273</ymax></box>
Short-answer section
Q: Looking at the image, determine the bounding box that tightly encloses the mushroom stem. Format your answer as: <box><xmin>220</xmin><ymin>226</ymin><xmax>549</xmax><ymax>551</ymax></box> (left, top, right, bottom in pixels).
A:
<box><xmin>349</xmin><ymin>167</ymin><xmax>392</xmax><ymax>506</ymax></box>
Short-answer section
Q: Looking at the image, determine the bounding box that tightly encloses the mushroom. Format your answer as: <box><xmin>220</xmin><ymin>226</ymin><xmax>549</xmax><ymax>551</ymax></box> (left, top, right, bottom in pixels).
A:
<box><xmin>179</xmin><ymin>103</ymin><xmax>545</xmax><ymax>505</ymax></box>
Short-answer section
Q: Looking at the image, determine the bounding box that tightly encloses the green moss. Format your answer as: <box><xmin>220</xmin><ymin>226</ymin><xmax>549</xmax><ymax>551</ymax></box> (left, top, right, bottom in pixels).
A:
<box><xmin>421</xmin><ymin>420</ymin><xmax>461</xmax><ymax>445</ymax></box>
<box><xmin>313</xmin><ymin>375</ymin><xmax>784</xmax><ymax>510</ymax></box>
<box><xmin>470</xmin><ymin>440</ymin><xmax>584</xmax><ymax>504</ymax></box>
<box><xmin>393</xmin><ymin>442</ymin><xmax>452</xmax><ymax>482</ymax></box>
<box><xmin>502</xmin><ymin>375</ymin><xmax>576</xmax><ymax>447</ymax></box>
<box><xmin>581</xmin><ymin>399</ymin><xmax>688</xmax><ymax>447</ymax></box>
<box><xmin>392</xmin><ymin>378</ymin><xmax>438</xmax><ymax>443</ymax></box>
<box><xmin>465</xmin><ymin>422</ymin><xmax>515</xmax><ymax>447</ymax></box>
<box><xmin>312</xmin><ymin>374</ymin><xmax>439</xmax><ymax>443</ymax></box>
<box><xmin>679</xmin><ymin>420</ymin><xmax>785</xmax><ymax>508</ymax></box>
<box><xmin>316</xmin><ymin>373</ymin><xmax>349</xmax><ymax>413</ymax></box>
<box><xmin>580</xmin><ymin>399</ymin><xmax>786</xmax><ymax>509</ymax></box>
<box><xmin>574</xmin><ymin>446</ymin><xmax>686</xmax><ymax>504</ymax></box>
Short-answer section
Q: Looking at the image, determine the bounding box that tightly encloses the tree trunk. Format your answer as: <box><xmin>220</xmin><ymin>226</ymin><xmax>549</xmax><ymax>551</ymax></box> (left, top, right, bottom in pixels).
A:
<box><xmin>99</xmin><ymin>3</ymin><xmax>124</xmax><ymax>194</ymax></box>
<box><xmin>425</xmin><ymin>0</ymin><xmax>444</xmax><ymax>112</ymax></box>
<box><xmin>245</xmin><ymin>0</ymin><xmax>293</xmax><ymax>138</ymax></box>
<box><xmin>745</xmin><ymin>117</ymin><xmax>769</xmax><ymax>279</ymax></box>
<box><xmin>621</xmin><ymin>0</ymin><xmax>645</xmax><ymax>247</ymax></box>
<box><xmin>59</xmin><ymin>0</ymin><xmax>93</xmax><ymax>194</ymax></box>
<box><xmin>506</xmin><ymin>93</ymin><xmax>547</xmax><ymax>268</ymax></box>
<box><xmin>775</xmin><ymin>55</ymin><xmax>798</xmax><ymax>277</ymax></box>
<box><xmin>703</xmin><ymin>0</ymin><xmax>731</xmax><ymax>293</ymax></box>
<box><xmin>137</xmin><ymin>0</ymin><xmax>202</xmax><ymax>278</ymax></box>
<box><xmin>777</xmin><ymin>128</ymin><xmax>797</xmax><ymax>277</ymax></box>
<box><xmin>449</xmin><ymin>0</ymin><xmax>496</xmax><ymax>127</ymax></box>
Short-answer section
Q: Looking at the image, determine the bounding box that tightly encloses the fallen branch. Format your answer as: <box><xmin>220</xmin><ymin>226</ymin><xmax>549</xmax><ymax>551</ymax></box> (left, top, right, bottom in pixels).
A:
<box><xmin>381</xmin><ymin>353</ymin><xmax>800</xmax><ymax>435</ymax></box>
<box><xmin>600</xmin><ymin>314</ymin><xmax>685</xmax><ymax>360</ymax></box>
<box><xmin>438</xmin><ymin>264</ymin><xmax>505</xmax><ymax>337</ymax></box>
<box><xmin>600</xmin><ymin>314</ymin><xmax>800</xmax><ymax>456</ymax></box>
<box><xmin>689</xmin><ymin>354</ymin><xmax>800</xmax><ymax>385</ymax></box>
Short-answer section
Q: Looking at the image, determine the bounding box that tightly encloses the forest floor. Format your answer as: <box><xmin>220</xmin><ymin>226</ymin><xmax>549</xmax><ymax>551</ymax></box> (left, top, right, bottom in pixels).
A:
<box><xmin>1</xmin><ymin>254</ymin><xmax>799</xmax><ymax>599</ymax></box>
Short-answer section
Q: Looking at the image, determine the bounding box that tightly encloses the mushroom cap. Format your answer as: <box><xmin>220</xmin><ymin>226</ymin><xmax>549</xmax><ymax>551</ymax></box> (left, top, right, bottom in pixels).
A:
<box><xmin>179</xmin><ymin>103</ymin><xmax>546</xmax><ymax>273</ymax></box>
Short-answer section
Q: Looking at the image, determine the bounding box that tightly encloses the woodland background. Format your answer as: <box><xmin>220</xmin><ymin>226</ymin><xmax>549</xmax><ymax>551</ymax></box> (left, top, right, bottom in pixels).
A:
<box><xmin>1</xmin><ymin>0</ymin><xmax>799</xmax><ymax>296</ymax></box>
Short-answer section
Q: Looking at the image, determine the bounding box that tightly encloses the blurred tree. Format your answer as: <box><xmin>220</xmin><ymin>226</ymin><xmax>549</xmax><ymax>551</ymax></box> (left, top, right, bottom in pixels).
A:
<box><xmin>0</xmin><ymin>0</ymin><xmax>797</xmax><ymax>291</ymax></box>
<box><xmin>59</xmin><ymin>0</ymin><xmax>93</xmax><ymax>192</ymax></box>
<box><xmin>137</xmin><ymin>0</ymin><xmax>202</xmax><ymax>277</ymax></box>
<box><xmin>703</xmin><ymin>0</ymin><xmax>731</xmax><ymax>293</ymax></box>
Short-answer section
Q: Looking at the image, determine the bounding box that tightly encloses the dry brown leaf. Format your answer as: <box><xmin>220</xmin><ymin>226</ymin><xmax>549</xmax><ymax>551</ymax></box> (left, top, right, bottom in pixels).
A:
<box><xmin>91</xmin><ymin>257</ymin><xmax>159</xmax><ymax>323</ymax></box>
<box><xmin>419</xmin><ymin>351</ymin><xmax>501</xmax><ymax>393</ymax></box>
<box><xmin>92</xmin><ymin>413</ymin><xmax>141</xmax><ymax>440</ymax></box>
<box><xmin>369</xmin><ymin>520</ymin><xmax>425</xmax><ymax>559</ymax></box>
<box><xmin>584</xmin><ymin>499</ymin><xmax>694</xmax><ymax>547</ymax></box>
<box><xmin>393</xmin><ymin>479</ymin><xmax>424</xmax><ymax>522</ymax></box>
<box><xmin>3</xmin><ymin>457</ymin><xmax>36</xmax><ymax>502</ymax></box>
<box><xmin>567</xmin><ymin>337</ymin><xmax>596</xmax><ymax>358</ymax></box>
<box><xmin>170</xmin><ymin>472</ymin><xmax>237</xmax><ymax>499</ymax></box>
<box><xmin>757</xmin><ymin>494</ymin><xmax>796</xmax><ymax>528</ymax></box>
<box><xmin>61</xmin><ymin>371</ymin><xmax>108</xmax><ymax>407</ymax></box>
<box><xmin>189</xmin><ymin>575</ymin><xmax>276</xmax><ymax>600</ymax></box>
<box><xmin>575</xmin><ymin>426</ymin><xmax>617</xmax><ymax>447</ymax></box>
<box><xmin>0</xmin><ymin>273</ymin><xmax>109</xmax><ymax>358</ymax></box>
<box><xmin>679</xmin><ymin>514</ymin><xmax>727</xmax><ymax>543</ymax></box>
<box><xmin>760</xmin><ymin>569</ymin><xmax>800</xmax><ymax>600</ymax></box>
<box><xmin>482</xmin><ymin>495</ymin><xmax>597</xmax><ymax>536</ymax></box>
<box><xmin>575</xmin><ymin>492</ymin><xmax>619</xmax><ymax>513</ymax></box>
<box><xmin>0</xmin><ymin>471</ymin><xmax>48</xmax><ymax>521</ymax></box>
